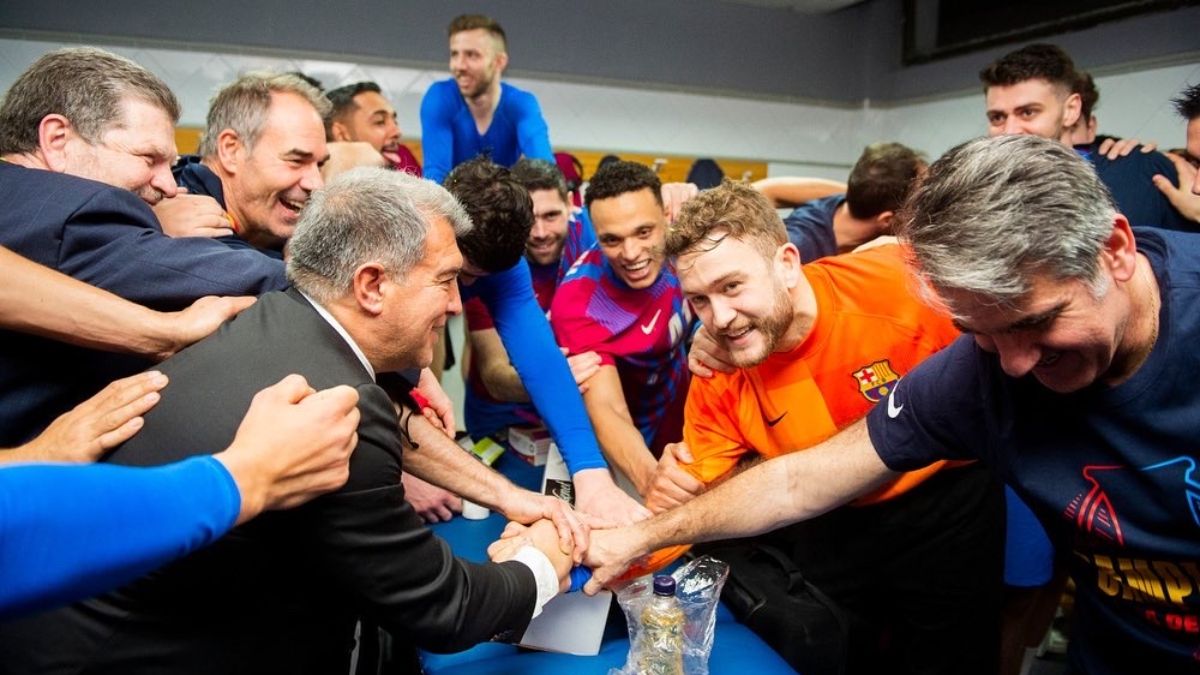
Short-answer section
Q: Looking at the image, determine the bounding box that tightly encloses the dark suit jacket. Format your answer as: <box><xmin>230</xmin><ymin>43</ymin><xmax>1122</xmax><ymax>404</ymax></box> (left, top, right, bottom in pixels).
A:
<box><xmin>0</xmin><ymin>162</ymin><xmax>287</xmax><ymax>446</ymax></box>
<box><xmin>0</xmin><ymin>289</ymin><xmax>536</xmax><ymax>674</ymax></box>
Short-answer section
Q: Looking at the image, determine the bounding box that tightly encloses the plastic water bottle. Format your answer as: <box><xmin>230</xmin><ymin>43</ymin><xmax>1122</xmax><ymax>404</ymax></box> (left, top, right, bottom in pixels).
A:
<box><xmin>637</xmin><ymin>575</ymin><xmax>685</xmax><ymax>675</ymax></box>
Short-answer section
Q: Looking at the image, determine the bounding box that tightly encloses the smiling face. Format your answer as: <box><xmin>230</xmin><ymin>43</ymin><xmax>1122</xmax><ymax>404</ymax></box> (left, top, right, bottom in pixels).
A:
<box><xmin>985</xmin><ymin>78</ymin><xmax>1080</xmax><ymax>141</ymax></box>
<box><xmin>943</xmin><ymin>271</ymin><xmax>1131</xmax><ymax>393</ymax></box>
<box><xmin>379</xmin><ymin>215</ymin><xmax>464</xmax><ymax>371</ymax></box>
<box><xmin>589</xmin><ymin>187</ymin><xmax>668</xmax><ymax>290</ymax></box>
<box><xmin>678</xmin><ymin>234</ymin><xmax>803</xmax><ymax>368</ymax></box>
<box><xmin>449</xmin><ymin>28</ymin><xmax>506</xmax><ymax>100</ymax></box>
<box><xmin>223</xmin><ymin>92</ymin><xmax>328</xmax><ymax>249</ymax></box>
<box><xmin>336</xmin><ymin>91</ymin><xmax>402</xmax><ymax>164</ymax></box>
<box><xmin>65</xmin><ymin>97</ymin><xmax>179</xmax><ymax>205</ymax></box>
<box><xmin>525</xmin><ymin>188</ymin><xmax>571</xmax><ymax>266</ymax></box>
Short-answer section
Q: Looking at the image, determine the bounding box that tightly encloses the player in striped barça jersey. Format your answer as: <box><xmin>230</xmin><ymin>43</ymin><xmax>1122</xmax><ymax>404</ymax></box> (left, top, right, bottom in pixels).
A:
<box><xmin>550</xmin><ymin>161</ymin><xmax>693</xmax><ymax>501</ymax></box>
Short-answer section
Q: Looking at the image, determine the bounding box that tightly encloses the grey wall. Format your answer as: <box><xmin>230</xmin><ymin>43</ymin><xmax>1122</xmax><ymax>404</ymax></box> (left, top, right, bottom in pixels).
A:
<box><xmin>861</xmin><ymin>0</ymin><xmax>1200</xmax><ymax>104</ymax></box>
<box><xmin>2</xmin><ymin>0</ymin><xmax>1196</xmax><ymax>103</ymax></box>
<box><xmin>0</xmin><ymin>0</ymin><xmax>868</xmax><ymax>102</ymax></box>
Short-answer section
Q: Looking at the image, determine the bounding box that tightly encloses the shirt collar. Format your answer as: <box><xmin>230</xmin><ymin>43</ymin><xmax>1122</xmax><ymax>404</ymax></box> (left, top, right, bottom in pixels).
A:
<box><xmin>298</xmin><ymin>290</ymin><xmax>375</xmax><ymax>381</ymax></box>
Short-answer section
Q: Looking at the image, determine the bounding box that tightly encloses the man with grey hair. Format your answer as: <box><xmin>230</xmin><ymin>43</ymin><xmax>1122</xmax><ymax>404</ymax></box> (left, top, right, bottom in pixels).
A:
<box><xmin>0</xmin><ymin>47</ymin><xmax>285</xmax><ymax>448</ymax></box>
<box><xmin>0</xmin><ymin>168</ymin><xmax>576</xmax><ymax>674</ymax></box>
<box><xmin>585</xmin><ymin>135</ymin><xmax>1200</xmax><ymax>673</ymax></box>
<box><xmin>166</xmin><ymin>71</ymin><xmax>331</xmax><ymax>255</ymax></box>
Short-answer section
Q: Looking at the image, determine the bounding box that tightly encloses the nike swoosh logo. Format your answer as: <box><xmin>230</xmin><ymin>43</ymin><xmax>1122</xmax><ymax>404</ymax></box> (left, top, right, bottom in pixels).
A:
<box><xmin>641</xmin><ymin>308</ymin><xmax>662</xmax><ymax>335</ymax></box>
<box><xmin>766</xmin><ymin>411</ymin><xmax>787</xmax><ymax>427</ymax></box>
<box><xmin>887</xmin><ymin>384</ymin><xmax>904</xmax><ymax>418</ymax></box>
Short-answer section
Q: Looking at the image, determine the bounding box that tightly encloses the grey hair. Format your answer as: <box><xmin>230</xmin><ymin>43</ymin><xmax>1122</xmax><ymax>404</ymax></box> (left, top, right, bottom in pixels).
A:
<box><xmin>0</xmin><ymin>47</ymin><xmax>180</xmax><ymax>155</ymax></box>
<box><xmin>287</xmin><ymin>168</ymin><xmax>472</xmax><ymax>302</ymax></box>
<box><xmin>198</xmin><ymin>71</ymin><xmax>330</xmax><ymax>157</ymax></box>
<box><xmin>897</xmin><ymin>135</ymin><xmax>1116</xmax><ymax>309</ymax></box>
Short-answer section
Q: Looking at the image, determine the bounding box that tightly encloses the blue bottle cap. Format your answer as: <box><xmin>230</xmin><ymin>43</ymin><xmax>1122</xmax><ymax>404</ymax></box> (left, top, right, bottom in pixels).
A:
<box><xmin>652</xmin><ymin>575</ymin><xmax>676</xmax><ymax>596</ymax></box>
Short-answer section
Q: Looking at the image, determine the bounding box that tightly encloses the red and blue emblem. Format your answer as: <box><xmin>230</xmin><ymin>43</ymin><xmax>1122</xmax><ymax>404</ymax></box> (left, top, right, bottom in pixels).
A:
<box><xmin>851</xmin><ymin>359</ymin><xmax>901</xmax><ymax>403</ymax></box>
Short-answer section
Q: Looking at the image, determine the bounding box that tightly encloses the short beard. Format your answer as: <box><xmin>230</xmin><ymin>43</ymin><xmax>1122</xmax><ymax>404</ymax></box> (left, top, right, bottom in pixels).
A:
<box><xmin>725</xmin><ymin>283</ymin><xmax>795</xmax><ymax>368</ymax></box>
<box><xmin>462</xmin><ymin>74</ymin><xmax>493</xmax><ymax>100</ymax></box>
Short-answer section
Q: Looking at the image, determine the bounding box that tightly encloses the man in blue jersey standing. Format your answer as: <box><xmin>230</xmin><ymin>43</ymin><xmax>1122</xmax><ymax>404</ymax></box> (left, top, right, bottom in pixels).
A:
<box><xmin>420</xmin><ymin>14</ymin><xmax>554</xmax><ymax>185</ymax></box>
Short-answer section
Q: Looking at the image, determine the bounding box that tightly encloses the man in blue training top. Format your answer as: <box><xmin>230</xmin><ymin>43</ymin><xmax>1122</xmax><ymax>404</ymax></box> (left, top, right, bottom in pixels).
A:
<box><xmin>446</xmin><ymin>158</ymin><xmax>650</xmax><ymax>526</ymax></box>
<box><xmin>420</xmin><ymin>14</ymin><xmax>554</xmax><ymax>185</ymax></box>
<box><xmin>757</xmin><ymin>142</ymin><xmax>925</xmax><ymax>263</ymax></box>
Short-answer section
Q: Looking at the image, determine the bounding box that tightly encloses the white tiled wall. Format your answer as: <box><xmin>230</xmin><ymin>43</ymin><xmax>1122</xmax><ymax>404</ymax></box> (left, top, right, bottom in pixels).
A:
<box><xmin>1</xmin><ymin>37</ymin><xmax>1197</xmax><ymax>172</ymax></box>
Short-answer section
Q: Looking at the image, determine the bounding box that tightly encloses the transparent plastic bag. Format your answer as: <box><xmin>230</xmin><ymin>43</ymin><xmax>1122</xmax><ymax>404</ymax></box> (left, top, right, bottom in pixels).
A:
<box><xmin>609</xmin><ymin>556</ymin><xmax>730</xmax><ymax>675</ymax></box>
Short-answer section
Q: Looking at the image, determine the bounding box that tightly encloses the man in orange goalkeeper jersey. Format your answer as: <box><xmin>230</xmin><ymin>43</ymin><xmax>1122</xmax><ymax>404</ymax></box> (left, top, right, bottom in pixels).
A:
<box><xmin>640</xmin><ymin>180</ymin><xmax>1004</xmax><ymax>675</ymax></box>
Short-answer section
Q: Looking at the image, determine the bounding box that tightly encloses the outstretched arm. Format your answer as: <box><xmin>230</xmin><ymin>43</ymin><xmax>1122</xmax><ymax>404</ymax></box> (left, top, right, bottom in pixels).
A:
<box><xmin>581</xmin><ymin>365</ymin><xmax>657</xmax><ymax>495</ymax></box>
<box><xmin>753</xmin><ymin>177</ymin><xmax>847</xmax><ymax>207</ymax></box>
<box><xmin>584</xmin><ymin>418</ymin><xmax>895</xmax><ymax>593</ymax></box>
<box><xmin>0</xmin><ymin>374</ymin><xmax>359</xmax><ymax>618</ymax></box>
<box><xmin>0</xmin><ymin>246</ymin><xmax>254</xmax><ymax>361</ymax></box>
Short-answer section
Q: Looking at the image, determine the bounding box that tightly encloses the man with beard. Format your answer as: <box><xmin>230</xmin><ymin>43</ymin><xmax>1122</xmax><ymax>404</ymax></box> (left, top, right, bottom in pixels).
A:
<box><xmin>420</xmin><ymin>13</ymin><xmax>554</xmax><ymax>185</ymax></box>
<box><xmin>325</xmin><ymin>81</ymin><xmax>423</xmax><ymax>176</ymax></box>
<box><xmin>168</xmin><ymin>72</ymin><xmax>330</xmax><ymax>257</ymax></box>
<box><xmin>632</xmin><ymin>180</ymin><xmax>1005</xmax><ymax>674</ymax></box>
<box><xmin>550</xmin><ymin>161</ymin><xmax>693</xmax><ymax>503</ymax></box>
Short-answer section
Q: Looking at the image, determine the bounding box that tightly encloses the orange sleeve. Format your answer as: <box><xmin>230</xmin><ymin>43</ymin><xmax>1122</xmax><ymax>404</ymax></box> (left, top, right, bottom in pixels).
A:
<box><xmin>680</xmin><ymin>374</ymin><xmax>751</xmax><ymax>485</ymax></box>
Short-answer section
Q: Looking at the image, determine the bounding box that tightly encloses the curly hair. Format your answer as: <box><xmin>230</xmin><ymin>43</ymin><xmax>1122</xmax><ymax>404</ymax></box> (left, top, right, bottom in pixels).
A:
<box><xmin>667</xmin><ymin>179</ymin><xmax>785</xmax><ymax>260</ymax></box>
<box><xmin>444</xmin><ymin>157</ymin><xmax>533</xmax><ymax>273</ymax></box>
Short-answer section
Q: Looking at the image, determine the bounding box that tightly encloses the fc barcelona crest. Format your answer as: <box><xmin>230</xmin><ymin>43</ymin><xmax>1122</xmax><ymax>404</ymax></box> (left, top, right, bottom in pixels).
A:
<box><xmin>852</xmin><ymin>359</ymin><xmax>901</xmax><ymax>403</ymax></box>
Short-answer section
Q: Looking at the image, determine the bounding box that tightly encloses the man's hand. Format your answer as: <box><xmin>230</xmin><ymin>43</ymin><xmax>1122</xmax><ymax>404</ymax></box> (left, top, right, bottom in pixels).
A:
<box><xmin>152</xmin><ymin>188</ymin><xmax>233</xmax><ymax>238</ymax></box>
<box><xmin>1153</xmin><ymin>152</ymin><xmax>1200</xmax><ymax>224</ymax></box>
<box><xmin>1097</xmin><ymin>137</ymin><xmax>1157</xmax><ymax>160</ymax></box>
<box><xmin>153</xmin><ymin>296</ymin><xmax>256</xmax><ymax>361</ymax></box>
<box><xmin>562</xmin><ymin>348</ymin><xmax>601</xmax><ymax>394</ymax></box>
<box><xmin>214</xmin><ymin>374</ymin><xmax>360</xmax><ymax>524</ymax></box>
<box><xmin>643</xmin><ymin>442</ymin><xmax>706</xmax><ymax>514</ymax></box>
<box><xmin>499</xmin><ymin>489</ymin><xmax>589</xmax><ymax>564</ymax></box>
<box><xmin>322</xmin><ymin>141</ymin><xmax>387</xmax><ymax>182</ymax></box>
<box><xmin>573</xmin><ymin>468</ymin><xmax>651</xmax><ymax>526</ymax></box>
<box><xmin>660</xmin><ymin>182</ymin><xmax>700</xmax><ymax>223</ymax></box>
<box><xmin>489</xmin><ymin>520</ymin><xmax>574</xmax><ymax>592</ymax></box>
<box><xmin>6</xmin><ymin>371</ymin><xmax>169</xmax><ymax>464</ymax></box>
<box><xmin>582</xmin><ymin>525</ymin><xmax>648</xmax><ymax>595</ymax></box>
<box><xmin>688</xmin><ymin>324</ymin><xmax>736</xmax><ymax>378</ymax></box>
<box><xmin>415</xmin><ymin>367</ymin><xmax>456</xmax><ymax>433</ymax></box>
<box><xmin>401</xmin><ymin>471</ymin><xmax>463</xmax><ymax>522</ymax></box>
